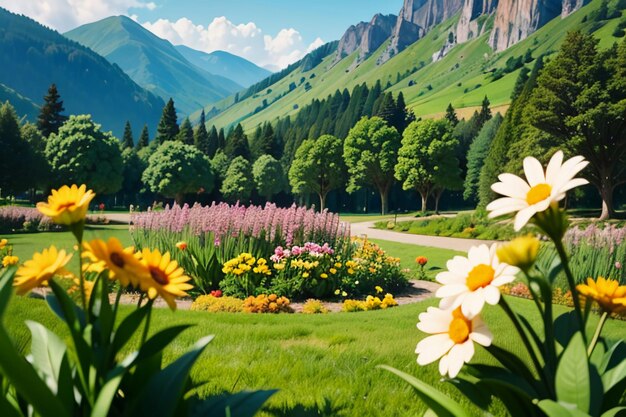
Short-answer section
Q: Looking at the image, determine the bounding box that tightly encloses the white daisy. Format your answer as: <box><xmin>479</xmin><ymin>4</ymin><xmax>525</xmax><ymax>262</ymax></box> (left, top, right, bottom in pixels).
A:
<box><xmin>416</xmin><ymin>306</ymin><xmax>492</xmax><ymax>378</ymax></box>
<box><xmin>486</xmin><ymin>151</ymin><xmax>588</xmax><ymax>231</ymax></box>
<box><xmin>435</xmin><ymin>244</ymin><xmax>519</xmax><ymax>318</ymax></box>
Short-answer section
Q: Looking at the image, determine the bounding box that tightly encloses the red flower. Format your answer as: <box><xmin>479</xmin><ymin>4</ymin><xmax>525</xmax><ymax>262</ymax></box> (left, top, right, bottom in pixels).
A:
<box><xmin>175</xmin><ymin>241</ymin><xmax>187</xmax><ymax>250</ymax></box>
<box><xmin>98</xmin><ymin>203</ymin><xmax>105</xmax><ymax>211</ymax></box>
<box><xmin>416</xmin><ymin>256</ymin><xmax>428</xmax><ymax>266</ymax></box>
<box><xmin>210</xmin><ymin>289</ymin><xmax>223</xmax><ymax>298</ymax></box>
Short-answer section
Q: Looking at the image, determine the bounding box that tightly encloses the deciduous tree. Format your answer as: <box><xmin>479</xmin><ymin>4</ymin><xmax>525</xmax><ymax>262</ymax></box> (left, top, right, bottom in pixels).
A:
<box><xmin>221</xmin><ymin>156</ymin><xmax>253</xmax><ymax>203</ymax></box>
<box><xmin>253</xmin><ymin>155</ymin><xmax>285</xmax><ymax>201</ymax></box>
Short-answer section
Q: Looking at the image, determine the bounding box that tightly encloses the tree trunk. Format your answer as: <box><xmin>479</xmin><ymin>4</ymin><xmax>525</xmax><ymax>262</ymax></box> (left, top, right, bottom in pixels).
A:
<box><xmin>434</xmin><ymin>191</ymin><xmax>442</xmax><ymax>214</ymax></box>
<box><xmin>599</xmin><ymin>182</ymin><xmax>616</xmax><ymax>220</ymax></box>
<box><xmin>379</xmin><ymin>187</ymin><xmax>389</xmax><ymax>215</ymax></box>
<box><xmin>175</xmin><ymin>193</ymin><xmax>184</xmax><ymax>207</ymax></box>
<box><xmin>420</xmin><ymin>192</ymin><xmax>428</xmax><ymax>213</ymax></box>
<box><xmin>318</xmin><ymin>192</ymin><xmax>326</xmax><ymax>212</ymax></box>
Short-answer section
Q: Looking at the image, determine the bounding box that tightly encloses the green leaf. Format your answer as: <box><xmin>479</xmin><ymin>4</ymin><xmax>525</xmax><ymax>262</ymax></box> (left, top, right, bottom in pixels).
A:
<box><xmin>484</xmin><ymin>344</ymin><xmax>538</xmax><ymax>388</ymax></box>
<box><xmin>466</xmin><ymin>364</ymin><xmax>540</xmax><ymax>399</ymax></box>
<box><xmin>554</xmin><ymin>311</ymin><xmax>580</xmax><ymax>350</ymax></box>
<box><xmin>378</xmin><ymin>365</ymin><xmax>472</xmax><ymax>417</ymax></box>
<box><xmin>0</xmin><ymin>390</ymin><xmax>23</xmax><ymax>417</ymax></box>
<box><xmin>600</xmin><ymin>341</ymin><xmax>626</xmax><ymax>374</ymax></box>
<box><xmin>600</xmin><ymin>407</ymin><xmax>626</xmax><ymax>417</ymax></box>
<box><xmin>555</xmin><ymin>332</ymin><xmax>596</xmax><ymax>414</ymax></box>
<box><xmin>602</xmin><ymin>357</ymin><xmax>626</xmax><ymax>394</ymax></box>
<box><xmin>190</xmin><ymin>390</ymin><xmax>277</xmax><ymax>417</ymax></box>
<box><xmin>449</xmin><ymin>375</ymin><xmax>492</xmax><ymax>409</ymax></box>
<box><xmin>128</xmin><ymin>335</ymin><xmax>214</xmax><ymax>417</ymax></box>
<box><xmin>537</xmin><ymin>399</ymin><xmax>592</xmax><ymax>417</ymax></box>
<box><xmin>0</xmin><ymin>267</ymin><xmax>16</xmax><ymax>317</ymax></box>
<box><xmin>92</xmin><ymin>365</ymin><xmax>126</xmax><ymax>417</ymax></box>
<box><xmin>134</xmin><ymin>325</ymin><xmax>193</xmax><ymax>364</ymax></box>
<box><xmin>110</xmin><ymin>303</ymin><xmax>150</xmax><ymax>356</ymax></box>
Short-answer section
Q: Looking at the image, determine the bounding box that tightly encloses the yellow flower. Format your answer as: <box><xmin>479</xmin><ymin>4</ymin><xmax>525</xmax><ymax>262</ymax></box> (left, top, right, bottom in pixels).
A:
<box><xmin>577</xmin><ymin>277</ymin><xmax>626</xmax><ymax>314</ymax></box>
<box><xmin>329</xmin><ymin>268</ymin><xmax>337</xmax><ymax>274</ymax></box>
<box><xmin>137</xmin><ymin>248</ymin><xmax>193</xmax><ymax>310</ymax></box>
<box><xmin>84</xmin><ymin>238</ymin><xmax>148</xmax><ymax>287</ymax></box>
<box><xmin>334</xmin><ymin>289</ymin><xmax>341</xmax><ymax>295</ymax></box>
<box><xmin>2</xmin><ymin>255</ymin><xmax>19</xmax><ymax>267</ymax></box>
<box><xmin>175</xmin><ymin>241</ymin><xmax>187</xmax><ymax>250</ymax></box>
<box><xmin>302</xmin><ymin>272</ymin><xmax>310</xmax><ymax>278</ymax></box>
<box><xmin>13</xmin><ymin>246</ymin><xmax>72</xmax><ymax>295</ymax></box>
<box><xmin>496</xmin><ymin>236</ymin><xmax>540</xmax><ymax>272</ymax></box>
<box><xmin>68</xmin><ymin>277</ymin><xmax>94</xmax><ymax>301</ymax></box>
<box><xmin>375</xmin><ymin>285</ymin><xmax>383</xmax><ymax>293</ymax></box>
<box><xmin>36</xmin><ymin>184</ymin><xmax>96</xmax><ymax>225</ymax></box>
<box><xmin>335</xmin><ymin>262</ymin><xmax>342</xmax><ymax>268</ymax></box>
<box><xmin>320</xmin><ymin>273</ymin><xmax>328</xmax><ymax>279</ymax></box>
<box><xmin>0</xmin><ymin>239</ymin><xmax>7</xmax><ymax>250</ymax></box>
<box><xmin>342</xmin><ymin>291</ymin><xmax>347</xmax><ymax>297</ymax></box>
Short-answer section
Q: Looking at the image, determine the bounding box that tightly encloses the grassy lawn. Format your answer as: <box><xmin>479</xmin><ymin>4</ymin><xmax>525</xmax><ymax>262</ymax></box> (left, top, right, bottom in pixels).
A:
<box><xmin>369</xmin><ymin>238</ymin><xmax>462</xmax><ymax>281</ymax></box>
<box><xmin>5</xmin><ymin>295</ymin><xmax>625</xmax><ymax>417</ymax></box>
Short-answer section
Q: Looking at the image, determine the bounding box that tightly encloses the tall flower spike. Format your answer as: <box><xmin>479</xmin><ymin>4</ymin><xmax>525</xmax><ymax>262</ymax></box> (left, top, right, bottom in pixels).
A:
<box><xmin>486</xmin><ymin>151</ymin><xmax>588</xmax><ymax>231</ymax></box>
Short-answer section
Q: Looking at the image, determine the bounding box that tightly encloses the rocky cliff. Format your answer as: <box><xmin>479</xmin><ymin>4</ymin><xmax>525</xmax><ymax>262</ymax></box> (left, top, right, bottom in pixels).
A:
<box><xmin>334</xmin><ymin>14</ymin><xmax>396</xmax><ymax>64</ymax></box>
<box><xmin>456</xmin><ymin>0</ymin><xmax>499</xmax><ymax>43</ymax></box>
<box><xmin>488</xmin><ymin>0</ymin><xmax>584</xmax><ymax>51</ymax></box>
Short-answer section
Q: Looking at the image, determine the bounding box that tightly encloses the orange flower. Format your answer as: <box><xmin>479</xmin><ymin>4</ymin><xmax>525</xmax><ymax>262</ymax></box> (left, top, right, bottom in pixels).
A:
<box><xmin>175</xmin><ymin>241</ymin><xmax>188</xmax><ymax>250</ymax></box>
<box><xmin>416</xmin><ymin>256</ymin><xmax>428</xmax><ymax>266</ymax></box>
<box><xmin>84</xmin><ymin>238</ymin><xmax>148</xmax><ymax>287</ymax></box>
<box><xmin>577</xmin><ymin>277</ymin><xmax>626</xmax><ymax>314</ymax></box>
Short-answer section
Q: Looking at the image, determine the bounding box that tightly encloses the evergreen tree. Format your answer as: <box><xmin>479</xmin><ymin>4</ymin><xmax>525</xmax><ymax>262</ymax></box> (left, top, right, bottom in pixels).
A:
<box><xmin>193</xmin><ymin>110</ymin><xmax>210</xmax><ymax>156</ymax></box>
<box><xmin>136</xmin><ymin>124</ymin><xmax>150</xmax><ymax>150</ymax></box>
<box><xmin>0</xmin><ymin>102</ymin><xmax>32</xmax><ymax>193</ymax></box>
<box><xmin>156</xmin><ymin>98</ymin><xmax>179</xmax><ymax>143</ymax></box>
<box><xmin>253</xmin><ymin>122</ymin><xmax>280</xmax><ymax>160</ymax></box>
<box><xmin>217</xmin><ymin>128</ymin><xmax>226</xmax><ymax>150</ymax></box>
<box><xmin>122</xmin><ymin>121</ymin><xmax>134</xmax><ymax>149</ymax></box>
<box><xmin>445</xmin><ymin>103</ymin><xmax>459</xmax><ymax>126</ymax></box>
<box><xmin>224</xmin><ymin>123</ymin><xmax>251</xmax><ymax>160</ymax></box>
<box><xmin>463</xmin><ymin>114</ymin><xmax>503</xmax><ymax>202</ymax></box>
<box><xmin>477</xmin><ymin>96</ymin><xmax>492</xmax><ymax>127</ymax></box>
<box><xmin>207</xmin><ymin>125</ymin><xmax>219</xmax><ymax>157</ymax></box>
<box><xmin>37</xmin><ymin>83</ymin><xmax>67</xmax><ymax>137</ymax></box>
<box><xmin>363</xmin><ymin>80</ymin><xmax>382</xmax><ymax>116</ymax></box>
<box><xmin>177</xmin><ymin>118</ymin><xmax>194</xmax><ymax>145</ymax></box>
<box><xmin>511</xmin><ymin>67</ymin><xmax>531</xmax><ymax>100</ymax></box>
<box><xmin>394</xmin><ymin>92</ymin><xmax>409</xmax><ymax>133</ymax></box>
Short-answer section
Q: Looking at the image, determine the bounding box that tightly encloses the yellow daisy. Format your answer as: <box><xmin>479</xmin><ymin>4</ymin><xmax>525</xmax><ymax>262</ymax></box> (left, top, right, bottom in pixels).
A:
<box><xmin>2</xmin><ymin>255</ymin><xmax>19</xmax><ymax>267</ymax></box>
<box><xmin>0</xmin><ymin>238</ymin><xmax>8</xmax><ymax>250</ymax></box>
<box><xmin>577</xmin><ymin>277</ymin><xmax>626</xmax><ymax>314</ymax></box>
<box><xmin>13</xmin><ymin>246</ymin><xmax>72</xmax><ymax>295</ymax></box>
<box><xmin>137</xmin><ymin>248</ymin><xmax>193</xmax><ymax>310</ymax></box>
<box><xmin>84</xmin><ymin>238</ymin><xmax>147</xmax><ymax>287</ymax></box>
<box><xmin>37</xmin><ymin>184</ymin><xmax>96</xmax><ymax>225</ymax></box>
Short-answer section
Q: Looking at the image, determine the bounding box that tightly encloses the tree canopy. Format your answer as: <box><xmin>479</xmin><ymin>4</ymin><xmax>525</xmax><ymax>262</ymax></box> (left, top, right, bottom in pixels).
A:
<box><xmin>289</xmin><ymin>134</ymin><xmax>345</xmax><ymax>211</ymax></box>
<box><xmin>0</xmin><ymin>102</ymin><xmax>33</xmax><ymax>193</ymax></box>
<box><xmin>45</xmin><ymin>114</ymin><xmax>123</xmax><ymax>194</ymax></box>
<box><xmin>156</xmin><ymin>98</ymin><xmax>179</xmax><ymax>144</ymax></box>
<box><xmin>224</xmin><ymin>123</ymin><xmax>251</xmax><ymax>160</ymax></box>
<box><xmin>37</xmin><ymin>83</ymin><xmax>67</xmax><ymax>138</ymax></box>
<box><xmin>142</xmin><ymin>141</ymin><xmax>213</xmax><ymax>205</ymax></box>
<box><xmin>221</xmin><ymin>156</ymin><xmax>253</xmax><ymax>203</ymax></box>
<box><xmin>122</xmin><ymin>121</ymin><xmax>134</xmax><ymax>149</ymax></box>
<box><xmin>253</xmin><ymin>155</ymin><xmax>285</xmax><ymax>201</ymax></box>
<box><xmin>344</xmin><ymin>116</ymin><xmax>400</xmax><ymax>214</ymax></box>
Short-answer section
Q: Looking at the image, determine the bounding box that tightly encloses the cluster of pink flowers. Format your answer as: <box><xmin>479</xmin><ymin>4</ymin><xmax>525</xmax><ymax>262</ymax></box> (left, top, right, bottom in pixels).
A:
<box><xmin>0</xmin><ymin>206</ymin><xmax>53</xmax><ymax>232</ymax></box>
<box><xmin>270</xmin><ymin>242</ymin><xmax>334</xmax><ymax>262</ymax></box>
<box><xmin>131</xmin><ymin>201</ymin><xmax>350</xmax><ymax>248</ymax></box>
<box><xmin>565</xmin><ymin>223</ymin><xmax>626</xmax><ymax>253</ymax></box>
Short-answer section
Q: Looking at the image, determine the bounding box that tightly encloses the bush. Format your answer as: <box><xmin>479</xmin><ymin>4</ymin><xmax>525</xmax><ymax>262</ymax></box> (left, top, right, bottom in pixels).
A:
<box><xmin>243</xmin><ymin>294</ymin><xmax>293</xmax><ymax>313</ymax></box>
<box><xmin>190</xmin><ymin>294</ymin><xmax>244</xmax><ymax>312</ymax></box>
<box><xmin>0</xmin><ymin>206</ymin><xmax>57</xmax><ymax>233</ymax></box>
<box><xmin>301</xmin><ymin>299</ymin><xmax>329</xmax><ymax>314</ymax></box>
<box><xmin>341</xmin><ymin>294</ymin><xmax>398</xmax><ymax>312</ymax></box>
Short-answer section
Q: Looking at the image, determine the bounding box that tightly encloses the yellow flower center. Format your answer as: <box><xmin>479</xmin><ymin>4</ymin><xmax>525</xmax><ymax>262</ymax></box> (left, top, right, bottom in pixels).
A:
<box><xmin>110</xmin><ymin>252</ymin><xmax>125</xmax><ymax>268</ymax></box>
<box><xmin>448</xmin><ymin>308</ymin><xmax>471</xmax><ymax>344</ymax></box>
<box><xmin>57</xmin><ymin>202</ymin><xmax>77</xmax><ymax>211</ymax></box>
<box><xmin>150</xmin><ymin>267</ymin><xmax>169</xmax><ymax>285</ymax></box>
<box><xmin>466</xmin><ymin>264</ymin><xmax>495</xmax><ymax>291</ymax></box>
<box><xmin>526</xmin><ymin>183</ymin><xmax>552</xmax><ymax>205</ymax></box>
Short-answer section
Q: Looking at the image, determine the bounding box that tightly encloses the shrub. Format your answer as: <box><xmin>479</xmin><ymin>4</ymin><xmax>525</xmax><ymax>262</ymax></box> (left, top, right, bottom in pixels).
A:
<box><xmin>341</xmin><ymin>293</ymin><xmax>398</xmax><ymax>312</ymax></box>
<box><xmin>191</xmin><ymin>295</ymin><xmax>244</xmax><ymax>312</ymax></box>
<box><xmin>243</xmin><ymin>294</ymin><xmax>293</xmax><ymax>313</ymax></box>
<box><xmin>301</xmin><ymin>299</ymin><xmax>329</xmax><ymax>314</ymax></box>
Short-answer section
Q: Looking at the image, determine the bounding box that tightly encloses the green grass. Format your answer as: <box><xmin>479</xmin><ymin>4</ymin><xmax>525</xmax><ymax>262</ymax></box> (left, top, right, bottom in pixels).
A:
<box><xmin>5</xmin><ymin>295</ymin><xmax>625</xmax><ymax>416</ymax></box>
<box><xmin>369</xmin><ymin>238</ymin><xmax>462</xmax><ymax>280</ymax></box>
<box><xmin>339</xmin><ymin>212</ymin><xmax>419</xmax><ymax>224</ymax></box>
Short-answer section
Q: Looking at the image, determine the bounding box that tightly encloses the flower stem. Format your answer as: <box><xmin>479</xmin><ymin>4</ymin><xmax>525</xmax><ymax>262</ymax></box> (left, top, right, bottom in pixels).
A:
<box><xmin>77</xmin><ymin>237</ymin><xmax>87</xmax><ymax>314</ymax></box>
<box><xmin>140</xmin><ymin>300</ymin><xmax>153</xmax><ymax>347</ymax></box>
<box><xmin>587</xmin><ymin>311</ymin><xmax>608</xmax><ymax>357</ymax></box>
<box><xmin>499</xmin><ymin>297</ymin><xmax>547</xmax><ymax>386</ymax></box>
<box><xmin>553</xmin><ymin>239</ymin><xmax>586</xmax><ymax>341</ymax></box>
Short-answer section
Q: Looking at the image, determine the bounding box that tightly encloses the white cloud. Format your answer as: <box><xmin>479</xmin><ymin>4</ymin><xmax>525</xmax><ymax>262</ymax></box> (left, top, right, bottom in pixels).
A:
<box><xmin>142</xmin><ymin>16</ymin><xmax>324</xmax><ymax>69</ymax></box>
<box><xmin>0</xmin><ymin>0</ymin><xmax>156</xmax><ymax>32</ymax></box>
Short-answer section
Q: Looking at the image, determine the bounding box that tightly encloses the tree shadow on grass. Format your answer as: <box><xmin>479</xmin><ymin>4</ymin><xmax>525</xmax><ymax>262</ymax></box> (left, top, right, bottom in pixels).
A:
<box><xmin>263</xmin><ymin>398</ymin><xmax>345</xmax><ymax>417</ymax></box>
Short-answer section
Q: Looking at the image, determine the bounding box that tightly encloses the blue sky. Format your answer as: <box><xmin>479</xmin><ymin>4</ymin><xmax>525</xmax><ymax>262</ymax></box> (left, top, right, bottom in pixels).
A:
<box><xmin>0</xmin><ymin>0</ymin><xmax>401</xmax><ymax>69</ymax></box>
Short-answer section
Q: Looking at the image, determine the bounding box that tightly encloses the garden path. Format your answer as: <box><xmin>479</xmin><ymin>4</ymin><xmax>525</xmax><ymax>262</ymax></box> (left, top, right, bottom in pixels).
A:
<box><xmin>350</xmin><ymin>217</ymin><xmax>497</xmax><ymax>252</ymax></box>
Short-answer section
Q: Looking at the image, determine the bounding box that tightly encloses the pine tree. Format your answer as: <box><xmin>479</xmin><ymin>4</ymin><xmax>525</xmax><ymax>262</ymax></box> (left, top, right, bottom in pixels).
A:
<box><xmin>477</xmin><ymin>96</ymin><xmax>492</xmax><ymax>128</ymax></box>
<box><xmin>207</xmin><ymin>125</ymin><xmax>219</xmax><ymax>157</ymax></box>
<box><xmin>122</xmin><ymin>121</ymin><xmax>134</xmax><ymax>149</ymax></box>
<box><xmin>177</xmin><ymin>118</ymin><xmax>194</xmax><ymax>145</ymax></box>
<box><xmin>194</xmin><ymin>110</ymin><xmax>211</xmax><ymax>156</ymax></box>
<box><xmin>224</xmin><ymin>123</ymin><xmax>251</xmax><ymax>160</ymax></box>
<box><xmin>156</xmin><ymin>98</ymin><xmax>179</xmax><ymax>143</ymax></box>
<box><xmin>394</xmin><ymin>92</ymin><xmax>409</xmax><ymax>133</ymax></box>
<box><xmin>217</xmin><ymin>128</ymin><xmax>226</xmax><ymax>150</ymax></box>
<box><xmin>445</xmin><ymin>103</ymin><xmax>459</xmax><ymax>126</ymax></box>
<box><xmin>136</xmin><ymin>124</ymin><xmax>149</xmax><ymax>150</ymax></box>
<box><xmin>37</xmin><ymin>83</ymin><xmax>67</xmax><ymax>137</ymax></box>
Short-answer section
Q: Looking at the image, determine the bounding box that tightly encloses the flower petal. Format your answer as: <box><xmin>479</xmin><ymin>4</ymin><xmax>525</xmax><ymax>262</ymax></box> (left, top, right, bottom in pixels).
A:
<box><xmin>514</xmin><ymin>206</ymin><xmax>537</xmax><ymax>231</ymax></box>
<box><xmin>416</xmin><ymin>334</ymin><xmax>454</xmax><ymax>365</ymax></box>
<box><xmin>461</xmin><ymin>290</ymin><xmax>485</xmax><ymax>319</ymax></box>
<box><xmin>523</xmin><ymin>156</ymin><xmax>546</xmax><ymax>186</ymax></box>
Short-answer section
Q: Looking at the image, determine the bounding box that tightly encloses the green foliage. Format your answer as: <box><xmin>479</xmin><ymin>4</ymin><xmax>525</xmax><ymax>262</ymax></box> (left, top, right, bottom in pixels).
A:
<box><xmin>0</xmin><ymin>102</ymin><xmax>36</xmax><ymax>194</ymax></box>
<box><xmin>45</xmin><ymin>114</ymin><xmax>123</xmax><ymax>195</ymax></box>
<box><xmin>224</xmin><ymin>124</ymin><xmax>251</xmax><ymax>161</ymax></box>
<box><xmin>210</xmin><ymin>150</ymin><xmax>230</xmax><ymax>183</ymax></box>
<box><xmin>142</xmin><ymin>141</ymin><xmax>213</xmax><ymax>203</ymax></box>
<box><xmin>122</xmin><ymin>120</ymin><xmax>134</xmax><ymax>149</ymax></box>
<box><xmin>120</xmin><ymin>148</ymin><xmax>146</xmax><ymax>204</ymax></box>
<box><xmin>464</xmin><ymin>114</ymin><xmax>503</xmax><ymax>202</ymax></box>
<box><xmin>445</xmin><ymin>103</ymin><xmax>459</xmax><ymax>126</ymax></box>
<box><xmin>156</xmin><ymin>98</ymin><xmax>179</xmax><ymax>144</ymax></box>
<box><xmin>36</xmin><ymin>83</ymin><xmax>67</xmax><ymax>138</ymax></box>
<box><xmin>528</xmin><ymin>31</ymin><xmax>626</xmax><ymax>218</ymax></box>
<box><xmin>252</xmin><ymin>155</ymin><xmax>285</xmax><ymax>201</ymax></box>
<box><xmin>221</xmin><ymin>156</ymin><xmax>253</xmax><ymax>203</ymax></box>
<box><xmin>20</xmin><ymin>122</ymin><xmax>50</xmax><ymax>189</ymax></box>
<box><xmin>176</xmin><ymin>118</ymin><xmax>194</xmax><ymax>145</ymax></box>
<box><xmin>288</xmin><ymin>134</ymin><xmax>345</xmax><ymax>210</ymax></box>
<box><xmin>344</xmin><ymin>116</ymin><xmax>400</xmax><ymax>214</ymax></box>
<box><xmin>193</xmin><ymin>110</ymin><xmax>211</xmax><ymax>157</ymax></box>
<box><xmin>136</xmin><ymin>124</ymin><xmax>149</xmax><ymax>150</ymax></box>
<box><xmin>395</xmin><ymin>119</ymin><xmax>460</xmax><ymax>212</ymax></box>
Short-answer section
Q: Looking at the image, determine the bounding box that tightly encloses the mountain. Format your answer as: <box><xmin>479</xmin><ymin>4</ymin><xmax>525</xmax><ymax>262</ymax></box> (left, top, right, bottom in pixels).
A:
<box><xmin>334</xmin><ymin>14</ymin><xmax>397</xmax><ymax>66</ymax></box>
<box><xmin>198</xmin><ymin>0</ymin><xmax>620</xmax><ymax>131</ymax></box>
<box><xmin>174</xmin><ymin>46</ymin><xmax>271</xmax><ymax>88</ymax></box>
<box><xmin>65</xmin><ymin>16</ymin><xmax>243</xmax><ymax>116</ymax></box>
<box><xmin>0</xmin><ymin>7</ymin><xmax>163</xmax><ymax>137</ymax></box>
<box><xmin>0</xmin><ymin>83</ymin><xmax>39</xmax><ymax>120</ymax></box>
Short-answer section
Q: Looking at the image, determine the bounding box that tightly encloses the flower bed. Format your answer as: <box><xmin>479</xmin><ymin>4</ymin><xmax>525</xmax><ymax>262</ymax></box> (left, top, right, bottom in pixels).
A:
<box><xmin>0</xmin><ymin>206</ymin><xmax>56</xmax><ymax>233</ymax></box>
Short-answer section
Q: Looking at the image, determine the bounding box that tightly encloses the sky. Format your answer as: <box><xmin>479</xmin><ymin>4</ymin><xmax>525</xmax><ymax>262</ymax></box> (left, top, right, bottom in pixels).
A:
<box><xmin>0</xmin><ymin>0</ymin><xmax>400</xmax><ymax>69</ymax></box>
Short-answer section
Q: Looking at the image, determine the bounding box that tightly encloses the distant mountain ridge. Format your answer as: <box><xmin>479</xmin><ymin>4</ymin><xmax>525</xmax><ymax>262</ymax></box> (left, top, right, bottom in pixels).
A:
<box><xmin>0</xmin><ymin>7</ymin><xmax>163</xmax><ymax>137</ymax></box>
<box><xmin>175</xmin><ymin>46</ymin><xmax>271</xmax><ymax>88</ymax></box>
<box><xmin>65</xmin><ymin>16</ymin><xmax>243</xmax><ymax>116</ymax></box>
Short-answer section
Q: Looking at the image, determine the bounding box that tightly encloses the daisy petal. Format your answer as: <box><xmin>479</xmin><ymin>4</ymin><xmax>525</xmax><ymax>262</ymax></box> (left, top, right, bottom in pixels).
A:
<box><xmin>462</xmin><ymin>290</ymin><xmax>485</xmax><ymax>318</ymax></box>
<box><xmin>436</xmin><ymin>284</ymin><xmax>468</xmax><ymax>298</ymax></box>
<box><xmin>416</xmin><ymin>334</ymin><xmax>454</xmax><ymax>365</ymax></box>
<box><xmin>494</xmin><ymin>173</ymin><xmax>531</xmax><ymax>196</ymax></box>
<box><xmin>523</xmin><ymin>156</ymin><xmax>546</xmax><ymax>186</ymax></box>
<box><xmin>446</xmin><ymin>344</ymin><xmax>467</xmax><ymax>378</ymax></box>
<box><xmin>545</xmin><ymin>151</ymin><xmax>564</xmax><ymax>184</ymax></box>
<box><xmin>483</xmin><ymin>285</ymin><xmax>501</xmax><ymax>305</ymax></box>
<box><xmin>514</xmin><ymin>206</ymin><xmax>537</xmax><ymax>231</ymax></box>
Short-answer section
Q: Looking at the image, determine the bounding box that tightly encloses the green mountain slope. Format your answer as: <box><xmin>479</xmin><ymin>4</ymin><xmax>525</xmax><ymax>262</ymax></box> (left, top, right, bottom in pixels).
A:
<box><xmin>202</xmin><ymin>0</ymin><xmax>623</xmax><ymax>131</ymax></box>
<box><xmin>0</xmin><ymin>7</ymin><xmax>163</xmax><ymax>137</ymax></box>
<box><xmin>175</xmin><ymin>46</ymin><xmax>271</xmax><ymax>88</ymax></box>
<box><xmin>65</xmin><ymin>16</ymin><xmax>243</xmax><ymax>116</ymax></box>
<box><xmin>0</xmin><ymin>83</ymin><xmax>39</xmax><ymax>120</ymax></box>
